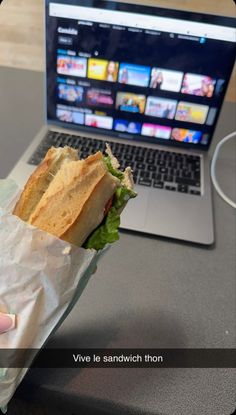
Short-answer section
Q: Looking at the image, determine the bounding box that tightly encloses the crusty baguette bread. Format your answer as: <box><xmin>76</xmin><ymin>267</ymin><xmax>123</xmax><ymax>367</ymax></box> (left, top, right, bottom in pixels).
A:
<box><xmin>13</xmin><ymin>146</ymin><xmax>78</xmax><ymax>221</ymax></box>
<box><xmin>59</xmin><ymin>168</ymin><xmax>119</xmax><ymax>246</ymax></box>
<box><xmin>14</xmin><ymin>149</ymin><xmax>119</xmax><ymax>247</ymax></box>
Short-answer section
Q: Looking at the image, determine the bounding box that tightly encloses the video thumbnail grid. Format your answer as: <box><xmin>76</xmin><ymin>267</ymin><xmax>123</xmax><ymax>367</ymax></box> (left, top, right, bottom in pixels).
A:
<box><xmin>55</xmin><ymin>52</ymin><xmax>224</xmax><ymax>147</ymax></box>
<box><xmin>56</xmin><ymin>104</ymin><xmax>209</xmax><ymax>145</ymax></box>
<box><xmin>57</xmin><ymin>79</ymin><xmax>217</xmax><ymax>130</ymax></box>
<box><xmin>57</xmin><ymin>54</ymin><xmax>225</xmax><ymax>98</ymax></box>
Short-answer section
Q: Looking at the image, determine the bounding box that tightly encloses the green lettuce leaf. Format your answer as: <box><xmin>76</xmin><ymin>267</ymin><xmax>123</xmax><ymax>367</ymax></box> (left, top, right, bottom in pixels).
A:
<box><xmin>113</xmin><ymin>186</ymin><xmax>137</xmax><ymax>211</ymax></box>
<box><xmin>84</xmin><ymin>207</ymin><xmax>120</xmax><ymax>250</ymax></box>
<box><xmin>84</xmin><ymin>186</ymin><xmax>136</xmax><ymax>250</ymax></box>
<box><xmin>103</xmin><ymin>156</ymin><xmax>124</xmax><ymax>180</ymax></box>
<box><xmin>84</xmin><ymin>155</ymin><xmax>137</xmax><ymax>250</ymax></box>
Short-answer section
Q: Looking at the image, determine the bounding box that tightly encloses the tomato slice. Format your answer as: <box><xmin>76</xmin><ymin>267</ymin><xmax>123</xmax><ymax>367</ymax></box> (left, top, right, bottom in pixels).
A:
<box><xmin>104</xmin><ymin>196</ymin><xmax>113</xmax><ymax>217</ymax></box>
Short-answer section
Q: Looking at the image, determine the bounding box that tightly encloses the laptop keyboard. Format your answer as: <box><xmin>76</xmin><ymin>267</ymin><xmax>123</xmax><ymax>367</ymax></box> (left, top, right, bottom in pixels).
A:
<box><xmin>28</xmin><ymin>131</ymin><xmax>201</xmax><ymax>196</ymax></box>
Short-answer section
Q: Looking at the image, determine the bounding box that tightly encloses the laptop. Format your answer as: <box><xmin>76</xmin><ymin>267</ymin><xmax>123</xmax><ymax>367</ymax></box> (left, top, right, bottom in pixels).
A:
<box><xmin>8</xmin><ymin>0</ymin><xmax>236</xmax><ymax>245</ymax></box>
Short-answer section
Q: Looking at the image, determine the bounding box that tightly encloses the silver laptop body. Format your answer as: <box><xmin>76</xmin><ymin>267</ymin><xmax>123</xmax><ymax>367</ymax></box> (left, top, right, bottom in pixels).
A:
<box><xmin>8</xmin><ymin>1</ymin><xmax>236</xmax><ymax>245</ymax></box>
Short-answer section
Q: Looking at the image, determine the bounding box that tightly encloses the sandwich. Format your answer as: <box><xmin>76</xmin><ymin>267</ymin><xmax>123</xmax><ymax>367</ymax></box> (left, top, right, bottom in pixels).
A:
<box><xmin>13</xmin><ymin>145</ymin><xmax>136</xmax><ymax>250</ymax></box>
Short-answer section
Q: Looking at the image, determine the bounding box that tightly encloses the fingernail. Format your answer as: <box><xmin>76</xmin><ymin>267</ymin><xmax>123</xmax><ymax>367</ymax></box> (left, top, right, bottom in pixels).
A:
<box><xmin>0</xmin><ymin>313</ymin><xmax>16</xmax><ymax>334</ymax></box>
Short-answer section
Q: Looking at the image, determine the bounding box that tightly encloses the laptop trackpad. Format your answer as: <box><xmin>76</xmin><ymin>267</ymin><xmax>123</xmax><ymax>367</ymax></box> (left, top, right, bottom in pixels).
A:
<box><xmin>120</xmin><ymin>185</ymin><xmax>149</xmax><ymax>230</ymax></box>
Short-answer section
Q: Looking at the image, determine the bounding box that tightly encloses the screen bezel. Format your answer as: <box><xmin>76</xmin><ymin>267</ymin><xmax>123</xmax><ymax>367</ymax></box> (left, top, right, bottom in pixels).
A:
<box><xmin>45</xmin><ymin>0</ymin><xmax>236</xmax><ymax>151</ymax></box>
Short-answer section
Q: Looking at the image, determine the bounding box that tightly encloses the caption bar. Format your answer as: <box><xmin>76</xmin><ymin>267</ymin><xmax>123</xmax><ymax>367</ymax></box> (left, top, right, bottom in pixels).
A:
<box><xmin>0</xmin><ymin>349</ymin><xmax>235</xmax><ymax>368</ymax></box>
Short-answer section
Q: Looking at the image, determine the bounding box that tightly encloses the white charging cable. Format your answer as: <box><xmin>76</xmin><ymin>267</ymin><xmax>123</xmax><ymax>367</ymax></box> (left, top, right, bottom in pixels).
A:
<box><xmin>210</xmin><ymin>131</ymin><xmax>236</xmax><ymax>209</ymax></box>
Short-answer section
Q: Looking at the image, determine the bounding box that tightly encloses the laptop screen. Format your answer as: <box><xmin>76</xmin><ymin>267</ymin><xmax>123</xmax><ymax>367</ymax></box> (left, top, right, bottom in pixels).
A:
<box><xmin>46</xmin><ymin>0</ymin><xmax>236</xmax><ymax>150</ymax></box>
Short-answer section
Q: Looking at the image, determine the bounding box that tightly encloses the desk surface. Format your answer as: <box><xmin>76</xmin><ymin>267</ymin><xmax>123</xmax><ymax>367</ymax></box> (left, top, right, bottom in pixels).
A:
<box><xmin>0</xmin><ymin>67</ymin><xmax>235</xmax><ymax>415</ymax></box>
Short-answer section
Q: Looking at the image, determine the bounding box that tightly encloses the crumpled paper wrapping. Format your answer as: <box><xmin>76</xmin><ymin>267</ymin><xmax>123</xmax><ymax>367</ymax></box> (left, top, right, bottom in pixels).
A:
<box><xmin>0</xmin><ymin>179</ymin><xmax>107</xmax><ymax>412</ymax></box>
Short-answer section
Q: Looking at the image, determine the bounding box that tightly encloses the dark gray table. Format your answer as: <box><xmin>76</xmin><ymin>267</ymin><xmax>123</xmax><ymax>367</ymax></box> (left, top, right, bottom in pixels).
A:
<box><xmin>0</xmin><ymin>67</ymin><xmax>235</xmax><ymax>415</ymax></box>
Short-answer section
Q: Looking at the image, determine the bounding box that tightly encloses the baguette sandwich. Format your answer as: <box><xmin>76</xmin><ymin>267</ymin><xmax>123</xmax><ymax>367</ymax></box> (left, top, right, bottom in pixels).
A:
<box><xmin>13</xmin><ymin>145</ymin><xmax>136</xmax><ymax>250</ymax></box>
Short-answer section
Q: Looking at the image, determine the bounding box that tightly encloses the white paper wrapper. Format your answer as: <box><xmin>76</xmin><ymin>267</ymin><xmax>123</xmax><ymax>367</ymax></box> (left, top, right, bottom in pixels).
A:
<box><xmin>0</xmin><ymin>179</ymin><xmax>108</xmax><ymax>412</ymax></box>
